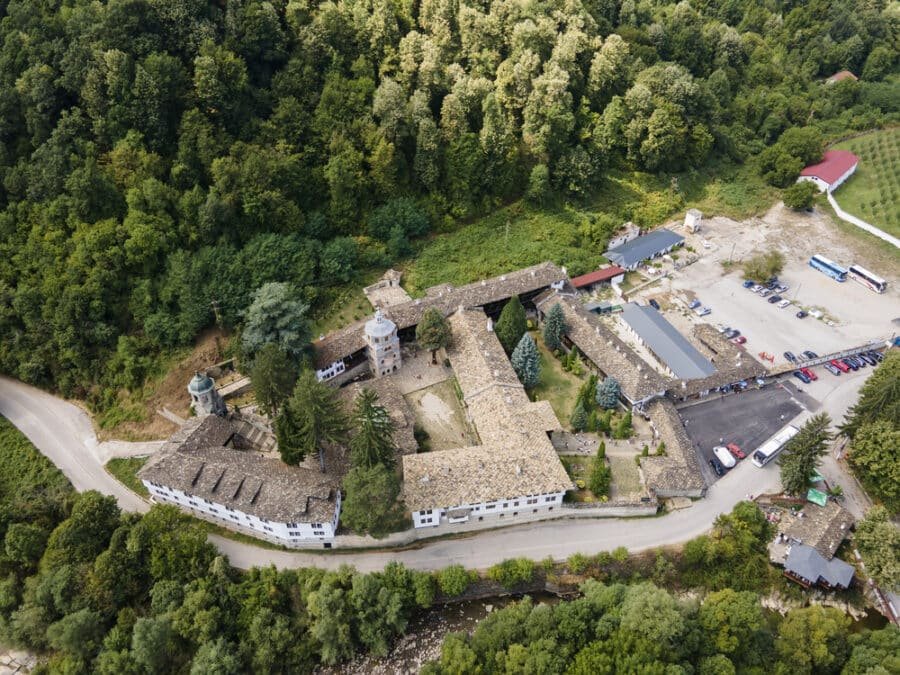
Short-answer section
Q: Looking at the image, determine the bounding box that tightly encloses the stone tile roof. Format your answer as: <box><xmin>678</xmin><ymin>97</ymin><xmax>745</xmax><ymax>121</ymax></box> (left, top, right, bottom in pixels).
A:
<box><xmin>339</xmin><ymin>377</ymin><xmax>418</xmax><ymax>455</ymax></box>
<box><xmin>668</xmin><ymin>325</ymin><xmax>767</xmax><ymax>397</ymax></box>
<box><xmin>604</xmin><ymin>228</ymin><xmax>684</xmax><ymax>268</ymax></box>
<box><xmin>402</xmin><ymin>308</ymin><xmax>572</xmax><ymax>512</ymax></box>
<box><xmin>139</xmin><ymin>415</ymin><xmax>340</xmax><ymax>524</ymax></box>
<box><xmin>314</xmin><ymin>262</ymin><xmax>567</xmax><ymax>368</ymax></box>
<box><xmin>641</xmin><ymin>399</ymin><xmax>705</xmax><ymax>496</ymax></box>
<box><xmin>535</xmin><ymin>292</ymin><xmax>668</xmax><ymax>404</ymax></box>
<box><xmin>783</xmin><ymin>501</ymin><xmax>855</xmax><ymax>559</ymax></box>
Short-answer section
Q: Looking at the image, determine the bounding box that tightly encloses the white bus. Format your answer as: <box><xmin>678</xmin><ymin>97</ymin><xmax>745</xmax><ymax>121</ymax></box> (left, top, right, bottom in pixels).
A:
<box><xmin>751</xmin><ymin>425</ymin><xmax>800</xmax><ymax>467</ymax></box>
<box><xmin>848</xmin><ymin>264</ymin><xmax>887</xmax><ymax>293</ymax></box>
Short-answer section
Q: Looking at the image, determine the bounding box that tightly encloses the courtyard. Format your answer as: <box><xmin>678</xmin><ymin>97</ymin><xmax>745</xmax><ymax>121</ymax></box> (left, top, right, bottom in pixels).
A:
<box><xmin>404</xmin><ymin>379</ymin><xmax>472</xmax><ymax>452</ymax></box>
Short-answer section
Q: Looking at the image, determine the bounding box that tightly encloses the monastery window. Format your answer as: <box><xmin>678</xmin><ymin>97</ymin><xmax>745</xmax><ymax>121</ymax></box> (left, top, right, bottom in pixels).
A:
<box><xmin>188</xmin><ymin>501</ymin><xmax>198</xmax><ymax>507</ymax></box>
<box><xmin>486</xmin><ymin>504</ymin><xmax>495</xmax><ymax>510</ymax></box>
<box><xmin>312</xmin><ymin>523</ymin><xmax>322</xmax><ymax>528</ymax></box>
<box><xmin>513</xmin><ymin>501</ymin><xmax>519</xmax><ymax>507</ymax></box>
<box><xmin>503</xmin><ymin>503</ymin><xmax>508</xmax><ymax>508</ymax></box>
<box><xmin>544</xmin><ymin>496</ymin><xmax>554</xmax><ymax>503</ymax></box>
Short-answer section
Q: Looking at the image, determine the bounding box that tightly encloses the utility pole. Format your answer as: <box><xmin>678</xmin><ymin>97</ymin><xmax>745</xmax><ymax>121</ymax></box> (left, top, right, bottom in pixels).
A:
<box><xmin>210</xmin><ymin>299</ymin><xmax>222</xmax><ymax>326</ymax></box>
<box><xmin>505</xmin><ymin>219</ymin><xmax>510</xmax><ymax>247</ymax></box>
<box><xmin>728</xmin><ymin>243</ymin><xmax>736</xmax><ymax>264</ymax></box>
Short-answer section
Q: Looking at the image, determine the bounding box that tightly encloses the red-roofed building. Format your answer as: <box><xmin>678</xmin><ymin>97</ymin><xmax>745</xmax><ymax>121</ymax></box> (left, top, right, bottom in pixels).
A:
<box><xmin>571</xmin><ymin>266</ymin><xmax>626</xmax><ymax>289</ymax></box>
<box><xmin>798</xmin><ymin>150</ymin><xmax>859</xmax><ymax>193</ymax></box>
<box><xmin>826</xmin><ymin>70</ymin><xmax>858</xmax><ymax>84</ymax></box>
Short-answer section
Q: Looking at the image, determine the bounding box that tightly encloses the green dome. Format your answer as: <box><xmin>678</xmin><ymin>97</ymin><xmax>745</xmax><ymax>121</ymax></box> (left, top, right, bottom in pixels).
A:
<box><xmin>187</xmin><ymin>372</ymin><xmax>214</xmax><ymax>394</ymax></box>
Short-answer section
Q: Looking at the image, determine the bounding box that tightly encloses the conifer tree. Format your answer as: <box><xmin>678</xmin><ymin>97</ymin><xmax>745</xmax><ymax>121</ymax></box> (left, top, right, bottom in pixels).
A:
<box><xmin>542</xmin><ymin>303</ymin><xmax>567</xmax><ymax>351</ymax></box>
<box><xmin>276</xmin><ymin>370</ymin><xmax>348</xmax><ymax>470</ymax></box>
<box><xmin>778</xmin><ymin>413</ymin><xmax>833</xmax><ymax>496</ymax></box>
<box><xmin>570</xmin><ymin>398</ymin><xmax>588</xmax><ymax>432</ymax></box>
<box><xmin>495</xmin><ymin>296</ymin><xmax>527</xmax><ymax>355</ymax></box>
<box><xmin>350</xmin><ymin>389</ymin><xmax>396</xmax><ymax>469</ymax></box>
<box><xmin>510</xmin><ymin>334</ymin><xmax>541</xmax><ymax>388</ymax></box>
<box><xmin>596</xmin><ymin>377</ymin><xmax>621</xmax><ymax>409</ymax></box>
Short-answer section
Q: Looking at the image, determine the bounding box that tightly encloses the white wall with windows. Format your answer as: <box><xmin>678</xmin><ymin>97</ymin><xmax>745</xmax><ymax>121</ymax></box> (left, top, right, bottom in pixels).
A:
<box><xmin>143</xmin><ymin>479</ymin><xmax>341</xmax><ymax>547</ymax></box>
<box><xmin>412</xmin><ymin>491</ymin><xmax>566</xmax><ymax>528</ymax></box>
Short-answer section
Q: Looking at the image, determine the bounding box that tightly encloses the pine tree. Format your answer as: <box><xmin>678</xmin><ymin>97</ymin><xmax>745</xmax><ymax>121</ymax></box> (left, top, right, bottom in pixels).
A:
<box><xmin>275</xmin><ymin>370</ymin><xmax>349</xmax><ymax>470</ymax></box>
<box><xmin>596</xmin><ymin>377</ymin><xmax>621</xmax><ymax>409</ymax></box>
<box><xmin>542</xmin><ymin>303</ymin><xmax>567</xmax><ymax>351</ymax></box>
<box><xmin>778</xmin><ymin>413</ymin><xmax>833</xmax><ymax>496</ymax></box>
<box><xmin>416</xmin><ymin>307</ymin><xmax>452</xmax><ymax>364</ymax></box>
<box><xmin>839</xmin><ymin>351</ymin><xmax>899</xmax><ymax>439</ymax></box>
<box><xmin>350</xmin><ymin>388</ymin><xmax>396</xmax><ymax>469</ymax></box>
<box><xmin>570</xmin><ymin>398</ymin><xmax>588</xmax><ymax>432</ymax></box>
<box><xmin>250</xmin><ymin>344</ymin><xmax>298</xmax><ymax>416</ymax></box>
<box><xmin>495</xmin><ymin>296</ymin><xmax>527</xmax><ymax>355</ymax></box>
<box><xmin>510</xmin><ymin>334</ymin><xmax>541</xmax><ymax>388</ymax></box>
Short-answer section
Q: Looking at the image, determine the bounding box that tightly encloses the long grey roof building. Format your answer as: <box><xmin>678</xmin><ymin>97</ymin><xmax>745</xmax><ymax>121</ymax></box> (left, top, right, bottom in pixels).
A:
<box><xmin>604</xmin><ymin>229</ymin><xmax>684</xmax><ymax>270</ymax></box>
<box><xmin>620</xmin><ymin>303</ymin><xmax>716</xmax><ymax>380</ymax></box>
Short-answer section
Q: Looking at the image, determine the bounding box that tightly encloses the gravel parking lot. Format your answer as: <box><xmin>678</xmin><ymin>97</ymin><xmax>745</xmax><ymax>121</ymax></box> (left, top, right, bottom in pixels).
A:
<box><xmin>679</xmin><ymin>387</ymin><xmax>803</xmax><ymax>484</ymax></box>
<box><xmin>659</xmin><ymin>206</ymin><xmax>899</xmax><ymax>368</ymax></box>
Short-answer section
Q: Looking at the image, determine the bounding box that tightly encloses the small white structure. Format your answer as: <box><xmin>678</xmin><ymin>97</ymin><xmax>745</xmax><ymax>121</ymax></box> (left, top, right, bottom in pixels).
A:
<box><xmin>683</xmin><ymin>209</ymin><xmax>702</xmax><ymax>233</ymax></box>
<box><xmin>607</xmin><ymin>222</ymin><xmax>640</xmax><ymax>250</ymax></box>
<box><xmin>187</xmin><ymin>371</ymin><xmax>226</xmax><ymax>416</ymax></box>
<box><xmin>365</xmin><ymin>310</ymin><xmax>401</xmax><ymax>377</ymax></box>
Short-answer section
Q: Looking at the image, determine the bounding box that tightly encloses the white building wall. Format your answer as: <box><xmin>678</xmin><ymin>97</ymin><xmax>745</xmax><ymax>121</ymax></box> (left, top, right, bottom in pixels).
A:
<box><xmin>411</xmin><ymin>491</ymin><xmax>566</xmax><ymax>529</ymax></box>
<box><xmin>797</xmin><ymin>175</ymin><xmax>829</xmax><ymax>193</ymax></box>
<box><xmin>316</xmin><ymin>360</ymin><xmax>346</xmax><ymax>382</ymax></box>
<box><xmin>142</xmin><ymin>480</ymin><xmax>339</xmax><ymax>545</ymax></box>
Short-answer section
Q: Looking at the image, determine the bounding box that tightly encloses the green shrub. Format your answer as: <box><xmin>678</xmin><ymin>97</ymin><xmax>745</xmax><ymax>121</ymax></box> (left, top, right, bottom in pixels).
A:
<box><xmin>437</xmin><ymin>564</ymin><xmax>477</xmax><ymax>597</ymax></box>
<box><xmin>487</xmin><ymin>558</ymin><xmax>535</xmax><ymax>589</ymax></box>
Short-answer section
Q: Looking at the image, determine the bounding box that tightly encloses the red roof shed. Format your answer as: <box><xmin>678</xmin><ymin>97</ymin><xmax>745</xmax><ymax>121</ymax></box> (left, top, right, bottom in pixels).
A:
<box><xmin>826</xmin><ymin>70</ymin><xmax>858</xmax><ymax>84</ymax></box>
<box><xmin>800</xmin><ymin>150</ymin><xmax>859</xmax><ymax>188</ymax></box>
<box><xmin>571</xmin><ymin>266</ymin><xmax>626</xmax><ymax>288</ymax></box>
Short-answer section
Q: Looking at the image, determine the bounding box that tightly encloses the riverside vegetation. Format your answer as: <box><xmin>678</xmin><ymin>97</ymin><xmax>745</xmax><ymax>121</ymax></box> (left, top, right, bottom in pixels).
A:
<box><xmin>3</xmin><ymin>416</ymin><xmax>897</xmax><ymax>673</ymax></box>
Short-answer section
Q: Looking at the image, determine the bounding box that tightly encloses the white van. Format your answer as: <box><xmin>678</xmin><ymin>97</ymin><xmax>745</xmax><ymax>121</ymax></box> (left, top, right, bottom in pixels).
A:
<box><xmin>713</xmin><ymin>446</ymin><xmax>736</xmax><ymax>469</ymax></box>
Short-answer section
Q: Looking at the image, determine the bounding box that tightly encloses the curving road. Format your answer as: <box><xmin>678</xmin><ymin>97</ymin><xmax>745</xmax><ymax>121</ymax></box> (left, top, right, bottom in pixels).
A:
<box><xmin>0</xmin><ymin>373</ymin><xmax>868</xmax><ymax>573</ymax></box>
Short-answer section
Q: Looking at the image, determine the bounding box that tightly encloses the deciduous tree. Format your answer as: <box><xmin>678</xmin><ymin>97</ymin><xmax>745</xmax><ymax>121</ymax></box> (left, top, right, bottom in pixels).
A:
<box><xmin>854</xmin><ymin>506</ymin><xmax>900</xmax><ymax>591</ymax></box>
<box><xmin>340</xmin><ymin>465</ymin><xmax>401</xmax><ymax>537</ymax></box>
<box><xmin>241</xmin><ymin>282</ymin><xmax>310</xmax><ymax>360</ymax></box>
<box><xmin>416</xmin><ymin>308</ymin><xmax>452</xmax><ymax>364</ymax></box>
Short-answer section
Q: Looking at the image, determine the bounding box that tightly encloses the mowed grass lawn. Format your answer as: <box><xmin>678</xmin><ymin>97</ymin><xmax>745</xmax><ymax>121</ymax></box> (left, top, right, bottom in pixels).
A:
<box><xmin>530</xmin><ymin>332</ymin><xmax>584</xmax><ymax>429</ymax></box>
<box><xmin>105</xmin><ymin>457</ymin><xmax>149</xmax><ymax>497</ymax></box>
<box><xmin>833</xmin><ymin>127</ymin><xmax>900</xmax><ymax>238</ymax></box>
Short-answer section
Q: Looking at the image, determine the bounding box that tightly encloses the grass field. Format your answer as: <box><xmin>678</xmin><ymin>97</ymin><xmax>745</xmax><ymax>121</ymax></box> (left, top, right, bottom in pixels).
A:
<box><xmin>105</xmin><ymin>457</ymin><xmax>150</xmax><ymax>497</ymax></box>
<box><xmin>833</xmin><ymin>127</ymin><xmax>900</xmax><ymax>238</ymax></box>
<box><xmin>530</xmin><ymin>333</ymin><xmax>584</xmax><ymax>428</ymax></box>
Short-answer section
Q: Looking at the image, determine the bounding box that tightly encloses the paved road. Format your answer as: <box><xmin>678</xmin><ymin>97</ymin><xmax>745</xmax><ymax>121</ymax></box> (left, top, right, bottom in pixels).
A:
<box><xmin>0</xmin><ymin>372</ymin><xmax>871</xmax><ymax>572</ymax></box>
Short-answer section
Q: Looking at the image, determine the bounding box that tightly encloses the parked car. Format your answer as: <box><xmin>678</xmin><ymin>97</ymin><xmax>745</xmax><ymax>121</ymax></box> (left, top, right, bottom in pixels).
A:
<box><xmin>784</xmin><ymin>351</ymin><xmax>798</xmax><ymax>363</ymax></box>
<box><xmin>793</xmin><ymin>370</ymin><xmax>811</xmax><ymax>384</ymax></box>
<box><xmin>688</xmin><ymin>299</ymin><xmax>701</xmax><ymax>309</ymax></box>
<box><xmin>802</xmin><ymin>350</ymin><xmax>819</xmax><ymax>359</ymax></box>
<box><xmin>768</xmin><ymin>295</ymin><xmax>782</xmax><ymax>304</ymax></box>
<box><xmin>732</xmin><ymin>336</ymin><xmax>747</xmax><ymax>344</ymax></box>
<box><xmin>724</xmin><ymin>329</ymin><xmax>740</xmax><ymax>339</ymax></box>
<box><xmin>778</xmin><ymin>299</ymin><xmax>791</xmax><ymax>309</ymax></box>
<box><xmin>858</xmin><ymin>353</ymin><xmax>877</xmax><ymax>366</ymax></box>
<box><xmin>709</xmin><ymin>457</ymin><xmax>725</xmax><ymax>477</ymax></box>
<box><xmin>696</xmin><ymin>306</ymin><xmax>711</xmax><ymax>316</ymax></box>
<box><xmin>796</xmin><ymin>310</ymin><xmax>808</xmax><ymax>319</ymax></box>
<box><xmin>726</xmin><ymin>443</ymin><xmax>746</xmax><ymax>460</ymax></box>
<box><xmin>868</xmin><ymin>350</ymin><xmax>884</xmax><ymax>362</ymax></box>
<box><xmin>760</xmin><ymin>289</ymin><xmax>773</xmax><ymax>298</ymax></box>
<box><xmin>831</xmin><ymin>359</ymin><xmax>850</xmax><ymax>373</ymax></box>
<box><xmin>800</xmin><ymin>367</ymin><xmax>818</xmax><ymax>381</ymax></box>
<box><xmin>849</xmin><ymin>355</ymin><xmax>866</xmax><ymax>368</ymax></box>
<box><xmin>648</xmin><ymin>298</ymin><xmax>660</xmax><ymax>310</ymax></box>
<box><xmin>751</xmin><ymin>284</ymin><xmax>763</xmax><ymax>293</ymax></box>
<box><xmin>742</xmin><ymin>280</ymin><xmax>755</xmax><ymax>289</ymax></box>
<box><xmin>775</xmin><ymin>284</ymin><xmax>789</xmax><ymax>293</ymax></box>
<box><xmin>824</xmin><ymin>363</ymin><xmax>842</xmax><ymax>376</ymax></box>
<box><xmin>841</xmin><ymin>358</ymin><xmax>859</xmax><ymax>371</ymax></box>
<box><xmin>713</xmin><ymin>446</ymin><xmax>736</xmax><ymax>469</ymax></box>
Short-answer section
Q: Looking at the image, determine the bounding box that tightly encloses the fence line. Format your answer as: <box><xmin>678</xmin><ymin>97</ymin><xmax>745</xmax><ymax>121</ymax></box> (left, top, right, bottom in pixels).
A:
<box><xmin>826</xmin><ymin>192</ymin><xmax>900</xmax><ymax>249</ymax></box>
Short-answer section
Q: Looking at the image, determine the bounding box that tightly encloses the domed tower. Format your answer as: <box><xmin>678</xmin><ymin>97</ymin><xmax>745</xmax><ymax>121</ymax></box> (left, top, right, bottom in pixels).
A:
<box><xmin>187</xmin><ymin>371</ymin><xmax>226</xmax><ymax>417</ymax></box>
<box><xmin>364</xmin><ymin>310</ymin><xmax>401</xmax><ymax>378</ymax></box>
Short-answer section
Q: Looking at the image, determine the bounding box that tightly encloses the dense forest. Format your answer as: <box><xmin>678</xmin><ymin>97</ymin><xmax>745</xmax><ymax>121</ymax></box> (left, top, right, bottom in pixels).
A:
<box><xmin>2</xmin><ymin>415</ymin><xmax>897</xmax><ymax>673</ymax></box>
<box><xmin>0</xmin><ymin>0</ymin><xmax>897</xmax><ymax>403</ymax></box>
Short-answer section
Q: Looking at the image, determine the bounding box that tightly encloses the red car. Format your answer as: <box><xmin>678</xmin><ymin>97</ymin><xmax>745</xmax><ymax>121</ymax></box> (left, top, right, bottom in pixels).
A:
<box><xmin>726</xmin><ymin>443</ymin><xmax>746</xmax><ymax>460</ymax></box>
<box><xmin>830</xmin><ymin>359</ymin><xmax>850</xmax><ymax>373</ymax></box>
<box><xmin>732</xmin><ymin>336</ymin><xmax>747</xmax><ymax>344</ymax></box>
<box><xmin>799</xmin><ymin>367</ymin><xmax>818</xmax><ymax>381</ymax></box>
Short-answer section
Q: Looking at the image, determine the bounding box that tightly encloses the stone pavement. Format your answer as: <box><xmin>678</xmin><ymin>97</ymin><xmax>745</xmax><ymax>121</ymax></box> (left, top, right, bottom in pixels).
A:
<box><xmin>0</xmin><ymin>649</ymin><xmax>37</xmax><ymax>673</ymax></box>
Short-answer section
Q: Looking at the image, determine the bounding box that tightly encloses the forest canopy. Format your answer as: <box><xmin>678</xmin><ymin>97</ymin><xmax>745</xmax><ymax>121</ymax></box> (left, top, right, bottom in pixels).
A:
<box><xmin>0</xmin><ymin>0</ymin><xmax>896</xmax><ymax>400</ymax></box>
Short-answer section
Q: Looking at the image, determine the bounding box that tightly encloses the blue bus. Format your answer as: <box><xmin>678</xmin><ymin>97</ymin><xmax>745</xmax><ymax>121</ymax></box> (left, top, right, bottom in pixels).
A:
<box><xmin>809</xmin><ymin>254</ymin><xmax>848</xmax><ymax>282</ymax></box>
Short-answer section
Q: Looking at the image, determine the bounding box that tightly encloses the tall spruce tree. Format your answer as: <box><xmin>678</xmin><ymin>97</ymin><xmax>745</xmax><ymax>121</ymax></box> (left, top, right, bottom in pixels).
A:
<box><xmin>596</xmin><ymin>377</ymin><xmax>621</xmax><ymax>409</ymax></box>
<box><xmin>542</xmin><ymin>303</ymin><xmax>567</xmax><ymax>351</ymax></box>
<box><xmin>416</xmin><ymin>307</ymin><xmax>452</xmax><ymax>364</ymax></box>
<box><xmin>250</xmin><ymin>344</ymin><xmax>298</xmax><ymax>416</ymax></box>
<box><xmin>778</xmin><ymin>413</ymin><xmax>833</xmax><ymax>496</ymax></box>
<box><xmin>275</xmin><ymin>370</ymin><xmax>348</xmax><ymax>470</ymax></box>
<box><xmin>495</xmin><ymin>296</ymin><xmax>527</xmax><ymax>355</ymax></box>
<box><xmin>510</xmin><ymin>334</ymin><xmax>541</xmax><ymax>388</ymax></box>
<box><xmin>839</xmin><ymin>351</ymin><xmax>899</xmax><ymax>439</ymax></box>
<box><xmin>570</xmin><ymin>398</ymin><xmax>588</xmax><ymax>432</ymax></box>
<box><xmin>350</xmin><ymin>388</ymin><xmax>396</xmax><ymax>469</ymax></box>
